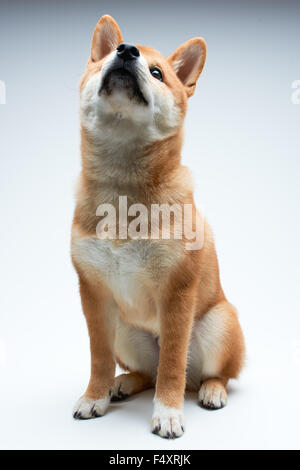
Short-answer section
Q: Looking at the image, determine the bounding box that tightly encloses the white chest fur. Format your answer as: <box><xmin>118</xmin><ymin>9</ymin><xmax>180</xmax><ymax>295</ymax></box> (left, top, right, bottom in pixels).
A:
<box><xmin>72</xmin><ymin>234</ymin><xmax>183</xmax><ymax>331</ymax></box>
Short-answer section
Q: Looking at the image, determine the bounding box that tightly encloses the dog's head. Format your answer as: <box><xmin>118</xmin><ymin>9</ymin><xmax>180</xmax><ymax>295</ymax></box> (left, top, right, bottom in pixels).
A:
<box><xmin>80</xmin><ymin>15</ymin><xmax>206</xmax><ymax>146</ymax></box>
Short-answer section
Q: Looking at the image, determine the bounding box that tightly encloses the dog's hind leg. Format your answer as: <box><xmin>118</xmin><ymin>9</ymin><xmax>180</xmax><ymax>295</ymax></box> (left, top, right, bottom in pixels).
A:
<box><xmin>198</xmin><ymin>377</ymin><xmax>228</xmax><ymax>409</ymax></box>
<box><xmin>111</xmin><ymin>371</ymin><xmax>152</xmax><ymax>401</ymax></box>
<box><xmin>187</xmin><ymin>300</ymin><xmax>245</xmax><ymax>409</ymax></box>
<box><xmin>112</xmin><ymin>316</ymin><xmax>159</xmax><ymax>400</ymax></box>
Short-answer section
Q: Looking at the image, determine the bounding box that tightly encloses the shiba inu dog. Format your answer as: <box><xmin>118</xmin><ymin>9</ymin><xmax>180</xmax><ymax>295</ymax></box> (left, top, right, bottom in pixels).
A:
<box><xmin>71</xmin><ymin>14</ymin><xmax>245</xmax><ymax>439</ymax></box>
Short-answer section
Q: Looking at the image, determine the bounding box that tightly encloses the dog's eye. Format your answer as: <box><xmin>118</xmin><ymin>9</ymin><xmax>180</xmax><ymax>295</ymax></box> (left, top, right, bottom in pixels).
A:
<box><xmin>150</xmin><ymin>66</ymin><xmax>163</xmax><ymax>81</ymax></box>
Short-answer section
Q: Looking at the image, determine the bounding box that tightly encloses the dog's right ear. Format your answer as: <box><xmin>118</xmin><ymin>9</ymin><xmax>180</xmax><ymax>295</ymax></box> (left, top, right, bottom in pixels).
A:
<box><xmin>90</xmin><ymin>15</ymin><xmax>123</xmax><ymax>62</ymax></box>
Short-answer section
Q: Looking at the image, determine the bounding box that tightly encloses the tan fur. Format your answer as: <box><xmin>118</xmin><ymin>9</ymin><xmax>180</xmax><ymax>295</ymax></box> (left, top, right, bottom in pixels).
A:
<box><xmin>112</xmin><ymin>372</ymin><xmax>152</xmax><ymax>400</ymax></box>
<box><xmin>76</xmin><ymin>269</ymin><xmax>116</xmax><ymax>399</ymax></box>
<box><xmin>71</xmin><ymin>15</ymin><xmax>245</xmax><ymax>437</ymax></box>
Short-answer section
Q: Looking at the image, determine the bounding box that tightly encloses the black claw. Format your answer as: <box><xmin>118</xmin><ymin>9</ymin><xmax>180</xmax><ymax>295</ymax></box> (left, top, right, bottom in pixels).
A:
<box><xmin>90</xmin><ymin>404</ymin><xmax>104</xmax><ymax>417</ymax></box>
<box><xmin>111</xmin><ymin>386</ymin><xmax>129</xmax><ymax>402</ymax></box>
<box><xmin>199</xmin><ymin>400</ymin><xmax>223</xmax><ymax>410</ymax></box>
<box><xmin>73</xmin><ymin>411</ymin><xmax>82</xmax><ymax>419</ymax></box>
<box><xmin>152</xmin><ymin>425</ymin><xmax>161</xmax><ymax>435</ymax></box>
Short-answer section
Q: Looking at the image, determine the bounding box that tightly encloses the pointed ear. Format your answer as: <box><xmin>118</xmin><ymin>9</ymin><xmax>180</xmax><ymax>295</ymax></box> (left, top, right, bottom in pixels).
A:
<box><xmin>168</xmin><ymin>38</ymin><xmax>206</xmax><ymax>97</ymax></box>
<box><xmin>91</xmin><ymin>15</ymin><xmax>123</xmax><ymax>62</ymax></box>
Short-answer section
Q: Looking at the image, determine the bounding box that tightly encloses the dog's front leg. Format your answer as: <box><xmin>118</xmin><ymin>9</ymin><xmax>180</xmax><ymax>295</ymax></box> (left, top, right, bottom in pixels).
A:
<box><xmin>152</xmin><ymin>283</ymin><xmax>196</xmax><ymax>438</ymax></box>
<box><xmin>73</xmin><ymin>275</ymin><xmax>116</xmax><ymax>419</ymax></box>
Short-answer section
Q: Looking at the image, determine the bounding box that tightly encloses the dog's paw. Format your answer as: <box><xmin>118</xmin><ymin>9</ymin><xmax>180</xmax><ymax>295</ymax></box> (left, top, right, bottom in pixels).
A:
<box><xmin>151</xmin><ymin>398</ymin><xmax>184</xmax><ymax>439</ymax></box>
<box><xmin>198</xmin><ymin>378</ymin><xmax>227</xmax><ymax>410</ymax></box>
<box><xmin>111</xmin><ymin>375</ymin><xmax>130</xmax><ymax>402</ymax></box>
<box><xmin>73</xmin><ymin>395</ymin><xmax>110</xmax><ymax>419</ymax></box>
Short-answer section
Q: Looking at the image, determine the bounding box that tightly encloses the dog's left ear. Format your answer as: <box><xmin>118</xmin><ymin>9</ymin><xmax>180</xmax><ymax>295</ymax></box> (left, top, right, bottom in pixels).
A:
<box><xmin>91</xmin><ymin>15</ymin><xmax>123</xmax><ymax>62</ymax></box>
<box><xmin>168</xmin><ymin>38</ymin><xmax>206</xmax><ymax>97</ymax></box>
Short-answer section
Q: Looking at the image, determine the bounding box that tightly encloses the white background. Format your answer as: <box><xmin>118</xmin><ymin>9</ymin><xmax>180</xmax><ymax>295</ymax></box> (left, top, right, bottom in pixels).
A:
<box><xmin>0</xmin><ymin>0</ymin><xmax>299</xmax><ymax>450</ymax></box>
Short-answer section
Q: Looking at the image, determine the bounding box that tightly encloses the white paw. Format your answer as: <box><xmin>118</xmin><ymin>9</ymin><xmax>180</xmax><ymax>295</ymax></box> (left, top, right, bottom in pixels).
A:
<box><xmin>198</xmin><ymin>381</ymin><xmax>227</xmax><ymax>410</ymax></box>
<box><xmin>111</xmin><ymin>375</ymin><xmax>131</xmax><ymax>401</ymax></box>
<box><xmin>151</xmin><ymin>398</ymin><xmax>184</xmax><ymax>439</ymax></box>
<box><xmin>73</xmin><ymin>395</ymin><xmax>110</xmax><ymax>419</ymax></box>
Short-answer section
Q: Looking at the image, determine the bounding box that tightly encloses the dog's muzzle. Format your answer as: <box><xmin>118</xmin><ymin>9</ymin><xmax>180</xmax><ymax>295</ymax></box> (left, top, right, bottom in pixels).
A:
<box><xmin>99</xmin><ymin>45</ymin><xmax>148</xmax><ymax>105</ymax></box>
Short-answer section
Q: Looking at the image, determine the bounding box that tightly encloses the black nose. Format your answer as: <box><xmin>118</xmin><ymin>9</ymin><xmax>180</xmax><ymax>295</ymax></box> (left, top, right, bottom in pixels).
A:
<box><xmin>116</xmin><ymin>43</ymin><xmax>140</xmax><ymax>61</ymax></box>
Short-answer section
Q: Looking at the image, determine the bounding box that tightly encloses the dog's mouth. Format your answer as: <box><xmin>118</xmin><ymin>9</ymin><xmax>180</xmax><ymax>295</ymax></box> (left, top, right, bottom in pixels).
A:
<box><xmin>99</xmin><ymin>67</ymin><xmax>148</xmax><ymax>105</ymax></box>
